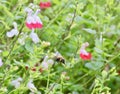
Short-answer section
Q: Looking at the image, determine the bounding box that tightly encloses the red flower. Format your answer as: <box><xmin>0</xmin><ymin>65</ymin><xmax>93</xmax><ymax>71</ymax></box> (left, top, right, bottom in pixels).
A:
<box><xmin>25</xmin><ymin>23</ymin><xmax>42</xmax><ymax>30</ymax></box>
<box><xmin>34</xmin><ymin>63</ymin><xmax>40</xmax><ymax>67</ymax></box>
<box><xmin>31</xmin><ymin>67</ymin><xmax>36</xmax><ymax>71</ymax></box>
<box><xmin>39</xmin><ymin>1</ymin><xmax>51</xmax><ymax>9</ymax></box>
<box><xmin>117</xmin><ymin>70</ymin><xmax>120</xmax><ymax>75</ymax></box>
<box><xmin>80</xmin><ymin>53</ymin><xmax>92</xmax><ymax>60</ymax></box>
<box><xmin>80</xmin><ymin>42</ymin><xmax>92</xmax><ymax>60</ymax></box>
<box><xmin>39</xmin><ymin>68</ymin><xmax>43</xmax><ymax>73</ymax></box>
<box><xmin>25</xmin><ymin>66</ymin><xmax>29</xmax><ymax>70</ymax></box>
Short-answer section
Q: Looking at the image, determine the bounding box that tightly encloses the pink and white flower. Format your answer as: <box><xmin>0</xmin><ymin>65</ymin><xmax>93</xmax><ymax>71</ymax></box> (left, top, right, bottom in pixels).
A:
<box><xmin>25</xmin><ymin>8</ymin><xmax>43</xmax><ymax>30</ymax></box>
<box><xmin>80</xmin><ymin>42</ymin><xmax>92</xmax><ymax>60</ymax></box>
<box><xmin>6</xmin><ymin>22</ymin><xmax>19</xmax><ymax>37</ymax></box>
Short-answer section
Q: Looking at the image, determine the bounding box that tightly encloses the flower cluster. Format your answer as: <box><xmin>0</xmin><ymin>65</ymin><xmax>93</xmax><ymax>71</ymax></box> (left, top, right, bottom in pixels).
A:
<box><xmin>24</xmin><ymin>2</ymin><xmax>51</xmax><ymax>43</ymax></box>
<box><xmin>11</xmin><ymin>77</ymin><xmax>38</xmax><ymax>93</ymax></box>
<box><xmin>6</xmin><ymin>1</ymin><xmax>51</xmax><ymax>44</ymax></box>
<box><xmin>25</xmin><ymin>55</ymin><xmax>54</xmax><ymax>73</ymax></box>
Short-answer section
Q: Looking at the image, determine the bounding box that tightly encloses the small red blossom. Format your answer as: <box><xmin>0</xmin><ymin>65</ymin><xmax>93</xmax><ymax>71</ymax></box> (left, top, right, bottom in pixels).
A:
<box><xmin>117</xmin><ymin>70</ymin><xmax>120</xmax><ymax>75</ymax></box>
<box><xmin>26</xmin><ymin>23</ymin><xmax>42</xmax><ymax>30</ymax></box>
<box><xmin>39</xmin><ymin>68</ymin><xmax>43</xmax><ymax>73</ymax></box>
<box><xmin>31</xmin><ymin>67</ymin><xmax>36</xmax><ymax>71</ymax></box>
<box><xmin>39</xmin><ymin>1</ymin><xmax>51</xmax><ymax>9</ymax></box>
<box><xmin>34</xmin><ymin>63</ymin><xmax>40</xmax><ymax>67</ymax></box>
<box><xmin>80</xmin><ymin>53</ymin><xmax>92</xmax><ymax>60</ymax></box>
<box><xmin>25</xmin><ymin>66</ymin><xmax>29</xmax><ymax>70</ymax></box>
<box><xmin>80</xmin><ymin>42</ymin><xmax>92</xmax><ymax>60</ymax></box>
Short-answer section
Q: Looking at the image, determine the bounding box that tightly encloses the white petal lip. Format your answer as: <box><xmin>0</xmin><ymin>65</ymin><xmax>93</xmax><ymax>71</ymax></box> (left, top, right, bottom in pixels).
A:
<box><xmin>6</xmin><ymin>29</ymin><xmax>19</xmax><ymax>37</ymax></box>
<box><xmin>11</xmin><ymin>77</ymin><xmax>23</xmax><ymax>88</ymax></box>
<box><xmin>80</xmin><ymin>42</ymin><xmax>89</xmax><ymax>55</ymax></box>
<box><xmin>41</xmin><ymin>62</ymin><xmax>48</xmax><ymax>70</ymax></box>
<box><xmin>0</xmin><ymin>58</ymin><xmax>3</xmax><ymax>67</ymax></box>
<box><xmin>30</xmin><ymin>31</ymin><xmax>40</xmax><ymax>44</ymax></box>
<box><xmin>6</xmin><ymin>22</ymin><xmax>19</xmax><ymax>38</ymax></box>
<box><xmin>11</xmin><ymin>80</ymin><xmax>20</xmax><ymax>88</ymax></box>
<box><xmin>27</xmin><ymin>80</ymin><xmax>37</xmax><ymax>93</ymax></box>
<box><xmin>41</xmin><ymin>56</ymin><xmax>54</xmax><ymax>70</ymax></box>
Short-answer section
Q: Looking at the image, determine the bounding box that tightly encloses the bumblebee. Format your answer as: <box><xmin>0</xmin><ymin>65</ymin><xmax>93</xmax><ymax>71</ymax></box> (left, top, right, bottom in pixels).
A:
<box><xmin>54</xmin><ymin>51</ymin><xmax>65</xmax><ymax>64</ymax></box>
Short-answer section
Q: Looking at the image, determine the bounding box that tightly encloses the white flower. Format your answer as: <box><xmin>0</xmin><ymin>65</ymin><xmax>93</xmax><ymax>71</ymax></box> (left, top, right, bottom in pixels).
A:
<box><xmin>0</xmin><ymin>58</ymin><xmax>3</xmax><ymax>67</ymax></box>
<box><xmin>41</xmin><ymin>56</ymin><xmax>49</xmax><ymax>70</ymax></box>
<box><xmin>6</xmin><ymin>22</ymin><xmax>19</xmax><ymax>37</ymax></box>
<box><xmin>11</xmin><ymin>77</ymin><xmax>23</xmax><ymax>88</ymax></box>
<box><xmin>0</xmin><ymin>50</ymin><xmax>2</xmax><ymax>53</ymax></box>
<box><xmin>27</xmin><ymin>80</ymin><xmax>37</xmax><ymax>93</ymax></box>
<box><xmin>25</xmin><ymin>7</ymin><xmax>36</xmax><ymax>24</ymax></box>
<box><xmin>33</xmin><ymin>9</ymin><xmax>42</xmax><ymax>24</ymax></box>
<box><xmin>41</xmin><ymin>62</ymin><xmax>48</xmax><ymax>70</ymax></box>
<box><xmin>47</xmin><ymin>59</ymin><xmax>54</xmax><ymax>66</ymax></box>
<box><xmin>41</xmin><ymin>56</ymin><xmax>54</xmax><ymax>70</ymax></box>
<box><xmin>24</xmin><ymin>7</ymin><xmax>33</xmax><ymax>14</ymax></box>
<box><xmin>30</xmin><ymin>30</ymin><xmax>40</xmax><ymax>44</ymax></box>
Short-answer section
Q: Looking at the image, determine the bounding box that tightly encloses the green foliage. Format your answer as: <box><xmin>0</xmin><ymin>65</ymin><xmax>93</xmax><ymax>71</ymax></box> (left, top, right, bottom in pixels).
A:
<box><xmin>0</xmin><ymin>0</ymin><xmax>120</xmax><ymax>94</ymax></box>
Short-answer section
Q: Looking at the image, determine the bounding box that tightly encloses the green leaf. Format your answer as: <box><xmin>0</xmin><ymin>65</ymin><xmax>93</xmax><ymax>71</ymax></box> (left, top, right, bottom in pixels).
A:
<box><xmin>83</xmin><ymin>28</ymin><xmax>96</xmax><ymax>34</ymax></box>
<box><xmin>2</xmin><ymin>51</ymin><xmax>9</xmax><ymax>57</ymax></box>
<box><xmin>85</xmin><ymin>62</ymin><xmax>104</xmax><ymax>70</ymax></box>
<box><xmin>25</xmin><ymin>41</ymin><xmax>34</xmax><ymax>53</ymax></box>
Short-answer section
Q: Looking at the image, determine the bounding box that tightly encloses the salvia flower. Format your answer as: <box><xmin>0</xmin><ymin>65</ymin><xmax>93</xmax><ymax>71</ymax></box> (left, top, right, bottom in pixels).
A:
<box><xmin>80</xmin><ymin>42</ymin><xmax>92</xmax><ymax>60</ymax></box>
<box><xmin>41</xmin><ymin>56</ymin><xmax>54</xmax><ymax>70</ymax></box>
<box><xmin>0</xmin><ymin>58</ymin><xmax>3</xmax><ymax>67</ymax></box>
<box><xmin>39</xmin><ymin>1</ymin><xmax>51</xmax><ymax>9</ymax></box>
<box><xmin>11</xmin><ymin>77</ymin><xmax>23</xmax><ymax>88</ymax></box>
<box><xmin>0</xmin><ymin>50</ymin><xmax>2</xmax><ymax>53</ymax></box>
<box><xmin>27</xmin><ymin>80</ymin><xmax>37</xmax><ymax>93</ymax></box>
<box><xmin>25</xmin><ymin>8</ymin><xmax>42</xmax><ymax>30</ymax></box>
<box><xmin>30</xmin><ymin>30</ymin><xmax>40</xmax><ymax>44</ymax></box>
<box><xmin>6</xmin><ymin>22</ymin><xmax>19</xmax><ymax>37</ymax></box>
